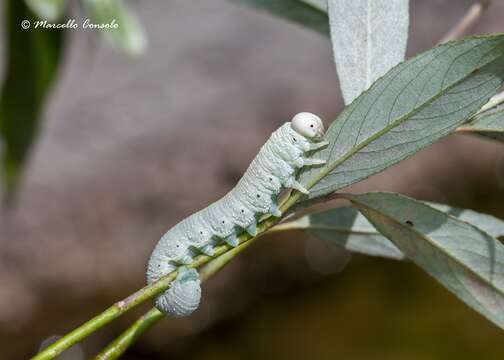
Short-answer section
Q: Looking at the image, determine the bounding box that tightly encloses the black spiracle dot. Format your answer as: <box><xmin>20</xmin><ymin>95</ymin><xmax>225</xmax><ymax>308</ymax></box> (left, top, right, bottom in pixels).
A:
<box><xmin>293</xmin><ymin>138</ymin><xmax>297</xmax><ymax>142</ymax></box>
<box><xmin>222</xmin><ymin>220</ymin><xmax>225</xmax><ymax>224</ymax></box>
<box><xmin>257</xmin><ymin>194</ymin><xmax>260</xmax><ymax>198</ymax></box>
<box><xmin>241</xmin><ymin>209</ymin><xmax>245</xmax><ymax>213</ymax></box>
<box><xmin>310</xmin><ymin>124</ymin><xmax>314</xmax><ymax>128</ymax></box>
<box><xmin>405</xmin><ymin>220</ymin><xmax>414</xmax><ymax>226</ymax></box>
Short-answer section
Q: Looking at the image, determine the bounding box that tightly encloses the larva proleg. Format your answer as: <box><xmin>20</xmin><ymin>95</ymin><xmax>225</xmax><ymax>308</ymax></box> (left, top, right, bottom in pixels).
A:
<box><xmin>155</xmin><ymin>267</ymin><xmax>201</xmax><ymax>317</ymax></box>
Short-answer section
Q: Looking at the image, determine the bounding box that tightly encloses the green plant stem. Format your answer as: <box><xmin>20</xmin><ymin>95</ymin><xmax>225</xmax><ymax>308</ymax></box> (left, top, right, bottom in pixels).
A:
<box><xmin>31</xmin><ymin>215</ymin><xmax>279</xmax><ymax>360</ymax></box>
<box><xmin>94</xmin><ymin>308</ymin><xmax>164</xmax><ymax>360</ymax></box>
<box><xmin>440</xmin><ymin>1</ymin><xmax>491</xmax><ymax>43</ymax></box>
<box><xmin>92</xmin><ymin>238</ymin><xmax>258</xmax><ymax>360</ymax></box>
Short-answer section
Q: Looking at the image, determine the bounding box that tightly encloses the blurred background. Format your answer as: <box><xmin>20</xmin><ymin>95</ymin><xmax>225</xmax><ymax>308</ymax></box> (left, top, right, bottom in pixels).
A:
<box><xmin>1</xmin><ymin>0</ymin><xmax>504</xmax><ymax>359</ymax></box>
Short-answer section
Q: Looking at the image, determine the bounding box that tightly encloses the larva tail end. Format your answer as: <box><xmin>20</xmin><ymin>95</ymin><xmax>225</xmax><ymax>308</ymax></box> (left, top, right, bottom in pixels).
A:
<box><xmin>155</xmin><ymin>268</ymin><xmax>201</xmax><ymax>317</ymax></box>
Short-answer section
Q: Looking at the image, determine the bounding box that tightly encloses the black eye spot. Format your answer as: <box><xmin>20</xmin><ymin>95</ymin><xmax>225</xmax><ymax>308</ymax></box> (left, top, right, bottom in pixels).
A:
<box><xmin>241</xmin><ymin>209</ymin><xmax>245</xmax><ymax>213</ymax></box>
<box><xmin>310</xmin><ymin>124</ymin><xmax>314</xmax><ymax>127</ymax></box>
<box><xmin>222</xmin><ymin>220</ymin><xmax>225</xmax><ymax>224</ymax></box>
<box><xmin>269</xmin><ymin>177</ymin><xmax>273</xmax><ymax>181</ymax></box>
<box><xmin>257</xmin><ymin>194</ymin><xmax>260</xmax><ymax>198</ymax></box>
<box><xmin>293</xmin><ymin>138</ymin><xmax>297</xmax><ymax>142</ymax></box>
<box><xmin>405</xmin><ymin>220</ymin><xmax>414</xmax><ymax>226</ymax></box>
<box><xmin>200</xmin><ymin>231</ymin><xmax>203</xmax><ymax>235</ymax></box>
<box><xmin>176</xmin><ymin>244</ymin><xmax>180</xmax><ymax>248</ymax></box>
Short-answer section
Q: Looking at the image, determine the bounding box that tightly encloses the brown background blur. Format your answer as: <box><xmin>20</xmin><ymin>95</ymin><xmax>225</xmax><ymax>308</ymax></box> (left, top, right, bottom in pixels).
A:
<box><xmin>1</xmin><ymin>0</ymin><xmax>504</xmax><ymax>359</ymax></box>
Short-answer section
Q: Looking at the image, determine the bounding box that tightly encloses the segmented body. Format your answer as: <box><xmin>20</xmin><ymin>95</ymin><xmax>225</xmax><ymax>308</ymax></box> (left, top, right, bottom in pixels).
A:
<box><xmin>147</xmin><ymin>114</ymin><xmax>326</xmax><ymax>317</ymax></box>
<box><xmin>155</xmin><ymin>267</ymin><xmax>201</xmax><ymax>317</ymax></box>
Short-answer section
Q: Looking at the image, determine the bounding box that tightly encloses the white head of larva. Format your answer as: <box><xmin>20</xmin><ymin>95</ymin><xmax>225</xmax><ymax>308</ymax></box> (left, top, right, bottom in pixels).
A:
<box><xmin>291</xmin><ymin>112</ymin><xmax>325</xmax><ymax>139</ymax></box>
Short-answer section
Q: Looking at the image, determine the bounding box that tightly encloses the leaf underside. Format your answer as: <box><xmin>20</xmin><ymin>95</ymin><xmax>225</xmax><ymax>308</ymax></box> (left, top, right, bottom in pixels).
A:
<box><xmin>280</xmin><ymin>202</ymin><xmax>504</xmax><ymax>260</ymax></box>
<box><xmin>345</xmin><ymin>192</ymin><xmax>504</xmax><ymax>329</ymax></box>
<box><xmin>303</xmin><ymin>206</ymin><xmax>405</xmax><ymax>259</ymax></box>
<box><xmin>328</xmin><ymin>0</ymin><xmax>409</xmax><ymax>104</ymax></box>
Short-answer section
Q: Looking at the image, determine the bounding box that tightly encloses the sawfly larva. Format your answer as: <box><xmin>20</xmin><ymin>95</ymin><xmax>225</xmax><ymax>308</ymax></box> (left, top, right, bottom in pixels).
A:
<box><xmin>147</xmin><ymin>112</ymin><xmax>327</xmax><ymax>316</ymax></box>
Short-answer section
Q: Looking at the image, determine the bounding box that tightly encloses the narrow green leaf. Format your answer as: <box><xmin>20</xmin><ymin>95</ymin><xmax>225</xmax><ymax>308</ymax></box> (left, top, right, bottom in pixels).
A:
<box><xmin>81</xmin><ymin>0</ymin><xmax>146</xmax><ymax>56</ymax></box>
<box><xmin>298</xmin><ymin>35</ymin><xmax>504</xmax><ymax>201</ymax></box>
<box><xmin>230</xmin><ymin>0</ymin><xmax>329</xmax><ymax>35</ymax></box>
<box><xmin>276</xmin><ymin>203</ymin><xmax>504</xmax><ymax>260</ymax></box>
<box><xmin>460</xmin><ymin>104</ymin><xmax>504</xmax><ymax>142</ymax></box>
<box><xmin>343</xmin><ymin>192</ymin><xmax>504</xmax><ymax>329</ymax></box>
<box><xmin>0</xmin><ymin>0</ymin><xmax>64</xmax><ymax>199</ymax></box>
<box><xmin>328</xmin><ymin>0</ymin><xmax>409</xmax><ymax>104</ymax></box>
<box><xmin>278</xmin><ymin>206</ymin><xmax>405</xmax><ymax>259</ymax></box>
<box><xmin>25</xmin><ymin>0</ymin><xmax>67</xmax><ymax>21</ymax></box>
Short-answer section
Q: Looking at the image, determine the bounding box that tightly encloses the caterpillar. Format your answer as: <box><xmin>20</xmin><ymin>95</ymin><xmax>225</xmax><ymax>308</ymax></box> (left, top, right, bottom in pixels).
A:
<box><xmin>146</xmin><ymin>112</ymin><xmax>327</xmax><ymax>317</ymax></box>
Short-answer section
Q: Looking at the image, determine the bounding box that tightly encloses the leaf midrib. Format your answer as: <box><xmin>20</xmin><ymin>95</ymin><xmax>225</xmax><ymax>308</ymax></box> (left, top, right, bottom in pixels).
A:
<box><xmin>365</xmin><ymin>0</ymin><xmax>372</xmax><ymax>90</ymax></box>
<box><xmin>273</xmin><ymin>221</ymin><xmax>378</xmax><ymax>235</ymax></box>
<box><xmin>308</xmin><ymin>224</ymin><xmax>379</xmax><ymax>235</ymax></box>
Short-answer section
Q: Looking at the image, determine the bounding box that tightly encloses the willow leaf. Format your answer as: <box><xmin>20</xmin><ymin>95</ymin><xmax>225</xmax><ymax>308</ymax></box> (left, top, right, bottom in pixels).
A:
<box><xmin>299</xmin><ymin>35</ymin><xmax>504</xmax><ymax>201</ymax></box>
<box><xmin>275</xmin><ymin>203</ymin><xmax>504</xmax><ymax>260</ymax></box>
<box><xmin>328</xmin><ymin>0</ymin><xmax>409</xmax><ymax>104</ymax></box>
<box><xmin>276</xmin><ymin>206</ymin><xmax>404</xmax><ymax>259</ymax></box>
<box><xmin>344</xmin><ymin>192</ymin><xmax>504</xmax><ymax>329</ymax></box>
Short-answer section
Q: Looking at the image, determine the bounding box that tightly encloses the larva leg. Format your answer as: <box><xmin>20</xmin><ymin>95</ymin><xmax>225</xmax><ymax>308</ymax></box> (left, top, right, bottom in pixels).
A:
<box><xmin>224</xmin><ymin>232</ymin><xmax>239</xmax><ymax>247</ymax></box>
<box><xmin>308</xmin><ymin>141</ymin><xmax>329</xmax><ymax>151</ymax></box>
<box><xmin>285</xmin><ymin>177</ymin><xmax>310</xmax><ymax>195</ymax></box>
<box><xmin>191</xmin><ymin>240</ymin><xmax>216</xmax><ymax>256</ymax></box>
<box><xmin>293</xmin><ymin>157</ymin><xmax>305</xmax><ymax>168</ymax></box>
<box><xmin>246</xmin><ymin>222</ymin><xmax>257</xmax><ymax>236</ymax></box>
<box><xmin>269</xmin><ymin>203</ymin><xmax>282</xmax><ymax>217</ymax></box>
<box><xmin>302</xmin><ymin>158</ymin><xmax>326</xmax><ymax>166</ymax></box>
<box><xmin>290</xmin><ymin>180</ymin><xmax>309</xmax><ymax>194</ymax></box>
<box><xmin>177</xmin><ymin>254</ymin><xmax>193</xmax><ymax>265</ymax></box>
<box><xmin>199</xmin><ymin>244</ymin><xmax>215</xmax><ymax>256</ymax></box>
